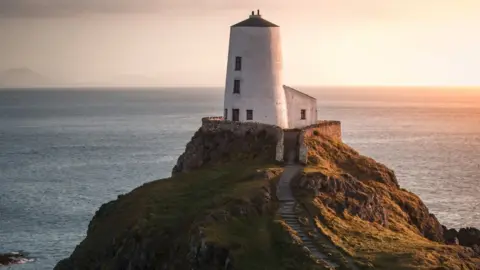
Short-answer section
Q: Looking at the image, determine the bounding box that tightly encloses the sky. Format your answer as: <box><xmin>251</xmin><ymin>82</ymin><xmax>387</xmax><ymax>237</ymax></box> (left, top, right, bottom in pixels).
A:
<box><xmin>0</xmin><ymin>0</ymin><xmax>480</xmax><ymax>86</ymax></box>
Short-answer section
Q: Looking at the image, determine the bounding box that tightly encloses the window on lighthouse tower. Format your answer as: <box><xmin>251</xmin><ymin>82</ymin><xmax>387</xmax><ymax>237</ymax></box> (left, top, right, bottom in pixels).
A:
<box><xmin>235</xmin><ymin>57</ymin><xmax>242</xmax><ymax>71</ymax></box>
<box><xmin>233</xmin><ymin>80</ymin><xmax>241</xmax><ymax>94</ymax></box>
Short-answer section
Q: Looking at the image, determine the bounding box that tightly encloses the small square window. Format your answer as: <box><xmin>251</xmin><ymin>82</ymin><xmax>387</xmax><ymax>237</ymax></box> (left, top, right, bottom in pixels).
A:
<box><xmin>235</xmin><ymin>57</ymin><xmax>242</xmax><ymax>71</ymax></box>
<box><xmin>246</xmin><ymin>110</ymin><xmax>253</xmax><ymax>120</ymax></box>
<box><xmin>301</xmin><ymin>109</ymin><xmax>306</xmax><ymax>120</ymax></box>
<box><xmin>233</xmin><ymin>79</ymin><xmax>241</xmax><ymax>94</ymax></box>
<box><xmin>224</xmin><ymin>108</ymin><xmax>228</xmax><ymax>120</ymax></box>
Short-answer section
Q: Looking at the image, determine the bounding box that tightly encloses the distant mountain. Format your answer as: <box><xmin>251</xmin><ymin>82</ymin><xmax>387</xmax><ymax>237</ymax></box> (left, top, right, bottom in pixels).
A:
<box><xmin>0</xmin><ymin>68</ymin><xmax>51</xmax><ymax>87</ymax></box>
<box><xmin>71</xmin><ymin>74</ymin><xmax>164</xmax><ymax>88</ymax></box>
<box><xmin>104</xmin><ymin>74</ymin><xmax>163</xmax><ymax>87</ymax></box>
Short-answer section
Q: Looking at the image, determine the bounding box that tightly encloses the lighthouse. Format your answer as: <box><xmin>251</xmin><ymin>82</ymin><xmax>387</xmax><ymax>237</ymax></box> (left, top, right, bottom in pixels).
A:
<box><xmin>223</xmin><ymin>11</ymin><xmax>318</xmax><ymax>129</ymax></box>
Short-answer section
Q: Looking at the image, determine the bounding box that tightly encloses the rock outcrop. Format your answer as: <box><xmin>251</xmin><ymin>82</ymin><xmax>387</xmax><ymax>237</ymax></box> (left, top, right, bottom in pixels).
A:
<box><xmin>296</xmin><ymin>162</ymin><xmax>444</xmax><ymax>243</ymax></box>
<box><xmin>0</xmin><ymin>252</ymin><xmax>31</xmax><ymax>267</ymax></box>
<box><xmin>172</xmin><ymin>118</ymin><xmax>283</xmax><ymax>175</ymax></box>
<box><xmin>55</xmin><ymin>128</ymin><xmax>480</xmax><ymax>270</ymax></box>
<box><xmin>54</xmin><ymin>162</ymin><xmax>294</xmax><ymax>270</ymax></box>
<box><xmin>291</xmin><ymin>134</ymin><xmax>479</xmax><ymax>269</ymax></box>
<box><xmin>443</xmin><ymin>226</ymin><xmax>480</xmax><ymax>253</ymax></box>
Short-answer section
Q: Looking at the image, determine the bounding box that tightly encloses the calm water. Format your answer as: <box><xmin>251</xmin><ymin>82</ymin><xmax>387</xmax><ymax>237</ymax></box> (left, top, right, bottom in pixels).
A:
<box><xmin>0</xmin><ymin>88</ymin><xmax>479</xmax><ymax>269</ymax></box>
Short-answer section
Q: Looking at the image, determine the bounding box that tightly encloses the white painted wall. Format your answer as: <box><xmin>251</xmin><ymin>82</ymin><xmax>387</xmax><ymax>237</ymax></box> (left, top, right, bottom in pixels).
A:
<box><xmin>223</xmin><ymin>19</ymin><xmax>289</xmax><ymax>128</ymax></box>
<box><xmin>284</xmin><ymin>85</ymin><xmax>317</xmax><ymax>129</ymax></box>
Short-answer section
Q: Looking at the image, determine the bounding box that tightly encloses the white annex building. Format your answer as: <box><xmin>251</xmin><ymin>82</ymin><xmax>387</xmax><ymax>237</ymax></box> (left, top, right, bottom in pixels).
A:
<box><xmin>223</xmin><ymin>10</ymin><xmax>318</xmax><ymax>129</ymax></box>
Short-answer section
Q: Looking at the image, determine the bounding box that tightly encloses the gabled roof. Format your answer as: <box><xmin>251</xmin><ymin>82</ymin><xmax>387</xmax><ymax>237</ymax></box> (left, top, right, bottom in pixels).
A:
<box><xmin>231</xmin><ymin>15</ymin><xmax>279</xmax><ymax>28</ymax></box>
<box><xmin>283</xmin><ymin>85</ymin><xmax>317</xmax><ymax>100</ymax></box>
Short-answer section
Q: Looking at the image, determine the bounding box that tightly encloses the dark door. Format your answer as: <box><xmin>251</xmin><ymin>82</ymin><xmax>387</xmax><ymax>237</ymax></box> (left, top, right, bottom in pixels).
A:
<box><xmin>283</xmin><ymin>130</ymin><xmax>300</xmax><ymax>164</ymax></box>
<box><xmin>232</xmin><ymin>109</ymin><xmax>240</xmax><ymax>121</ymax></box>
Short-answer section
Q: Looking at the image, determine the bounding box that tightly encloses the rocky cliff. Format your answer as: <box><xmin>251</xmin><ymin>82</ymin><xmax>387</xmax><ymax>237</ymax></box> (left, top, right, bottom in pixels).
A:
<box><xmin>0</xmin><ymin>252</ymin><xmax>32</xmax><ymax>267</ymax></box>
<box><xmin>293</xmin><ymin>134</ymin><xmax>480</xmax><ymax>269</ymax></box>
<box><xmin>55</xmin><ymin>126</ymin><xmax>480</xmax><ymax>270</ymax></box>
<box><xmin>172</xmin><ymin>118</ymin><xmax>283</xmax><ymax>175</ymax></box>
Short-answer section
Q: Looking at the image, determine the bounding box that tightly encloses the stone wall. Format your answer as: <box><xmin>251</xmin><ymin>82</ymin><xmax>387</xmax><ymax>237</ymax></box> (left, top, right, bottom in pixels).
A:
<box><xmin>298</xmin><ymin>120</ymin><xmax>342</xmax><ymax>165</ymax></box>
<box><xmin>172</xmin><ymin>117</ymin><xmax>284</xmax><ymax>175</ymax></box>
<box><xmin>275</xmin><ymin>132</ymin><xmax>284</xmax><ymax>162</ymax></box>
<box><xmin>301</xmin><ymin>121</ymin><xmax>342</xmax><ymax>141</ymax></box>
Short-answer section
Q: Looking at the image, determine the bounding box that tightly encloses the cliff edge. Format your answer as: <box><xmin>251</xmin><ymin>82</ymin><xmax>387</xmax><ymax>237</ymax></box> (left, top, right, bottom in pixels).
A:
<box><xmin>55</xmin><ymin>121</ymin><xmax>480</xmax><ymax>270</ymax></box>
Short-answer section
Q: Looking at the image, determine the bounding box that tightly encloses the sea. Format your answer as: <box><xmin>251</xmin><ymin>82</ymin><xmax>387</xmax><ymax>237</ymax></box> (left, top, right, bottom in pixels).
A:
<box><xmin>0</xmin><ymin>87</ymin><xmax>479</xmax><ymax>269</ymax></box>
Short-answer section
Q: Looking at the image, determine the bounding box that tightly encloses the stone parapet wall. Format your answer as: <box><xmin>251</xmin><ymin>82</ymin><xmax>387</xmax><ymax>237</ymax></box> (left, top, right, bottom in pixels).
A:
<box><xmin>201</xmin><ymin>116</ymin><xmax>225</xmax><ymax>123</ymax></box>
<box><xmin>301</xmin><ymin>120</ymin><xmax>342</xmax><ymax>141</ymax></box>
<box><xmin>298</xmin><ymin>120</ymin><xmax>342</xmax><ymax>165</ymax></box>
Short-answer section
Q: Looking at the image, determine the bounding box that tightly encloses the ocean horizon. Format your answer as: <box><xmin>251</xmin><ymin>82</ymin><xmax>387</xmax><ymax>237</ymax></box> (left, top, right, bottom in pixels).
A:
<box><xmin>1</xmin><ymin>87</ymin><xmax>479</xmax><ymax>269</ymax></box>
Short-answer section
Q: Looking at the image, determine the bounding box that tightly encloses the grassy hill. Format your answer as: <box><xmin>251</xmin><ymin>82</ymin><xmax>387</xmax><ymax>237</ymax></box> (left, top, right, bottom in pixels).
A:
<box><xmin>55</xmin><ymin>130</ymin><xmax>480</xmax><ymax>270</ymax></box>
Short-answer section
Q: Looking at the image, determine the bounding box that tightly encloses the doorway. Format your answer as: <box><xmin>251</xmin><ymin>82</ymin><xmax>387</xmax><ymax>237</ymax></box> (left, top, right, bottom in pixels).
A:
<box><xmin>283</xmin><ymin>130</ymin><xmax>300</xmax><ymax>164</ymax></box>
<box><xmin>232</xmin><ymin>109</ymin><xmax>240</xmax><ymax>121</ymax></box>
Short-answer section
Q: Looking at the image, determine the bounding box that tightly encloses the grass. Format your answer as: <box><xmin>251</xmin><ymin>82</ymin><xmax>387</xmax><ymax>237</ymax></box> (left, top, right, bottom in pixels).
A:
<box><xmin>204</xmin><ymin>217</ymin><xmax>329</xmax><ymax>270</ymax></box>
<box><xmin>59</xmin><ymin>133</ymin><xmax>480</xmax><ymax>270</ymax></box>
<box><xmin>64</xmin><ymin>163</ymin><xmax>279</xmax><ymax>268</ymax></box>
<box><xmin>304</xmin><ymin>134</ymin><xmax>398</xmax><ymax>187</ymax></box>
<box><xmin>293</xmin><ymin>204</ymin><xmax>354</xmax><ymax>270</ymax></box>
<box><xmin>293</xmin><ymin>135</ymin><xmax>480</xmax><ymax>269</ymax></box>
<box><xmin>61</xmin><ymin>161</ymin><xmax>330</xmax><ymax>269</ymax></box>
<box><xmin>299</xmin><ymin>198</ymin><xmax>479</xmax><ymax>269</ymax></box>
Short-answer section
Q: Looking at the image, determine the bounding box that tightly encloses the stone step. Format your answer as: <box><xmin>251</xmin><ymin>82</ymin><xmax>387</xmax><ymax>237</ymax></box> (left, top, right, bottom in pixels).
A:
<box><xmin>305</xmin><ymin>244</ymin><xmax>318</xmax><ymax>250</ymax></box>
<box><xmin>284</xmin><ymin>220</ymin><xmax>298</xmax><ymax>224</ymax></box>
<box><xmin>285</xmin><ymin>222</ymin><xmax>299</xmax><ymax>226</ymax></box>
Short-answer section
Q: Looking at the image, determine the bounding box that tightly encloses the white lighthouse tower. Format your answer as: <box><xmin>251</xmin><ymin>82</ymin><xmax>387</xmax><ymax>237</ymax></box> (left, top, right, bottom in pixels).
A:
<box><xmin>223</xmin><ymin>10</ymin><xmax>289</xmax><ymax>128</ymax></box>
